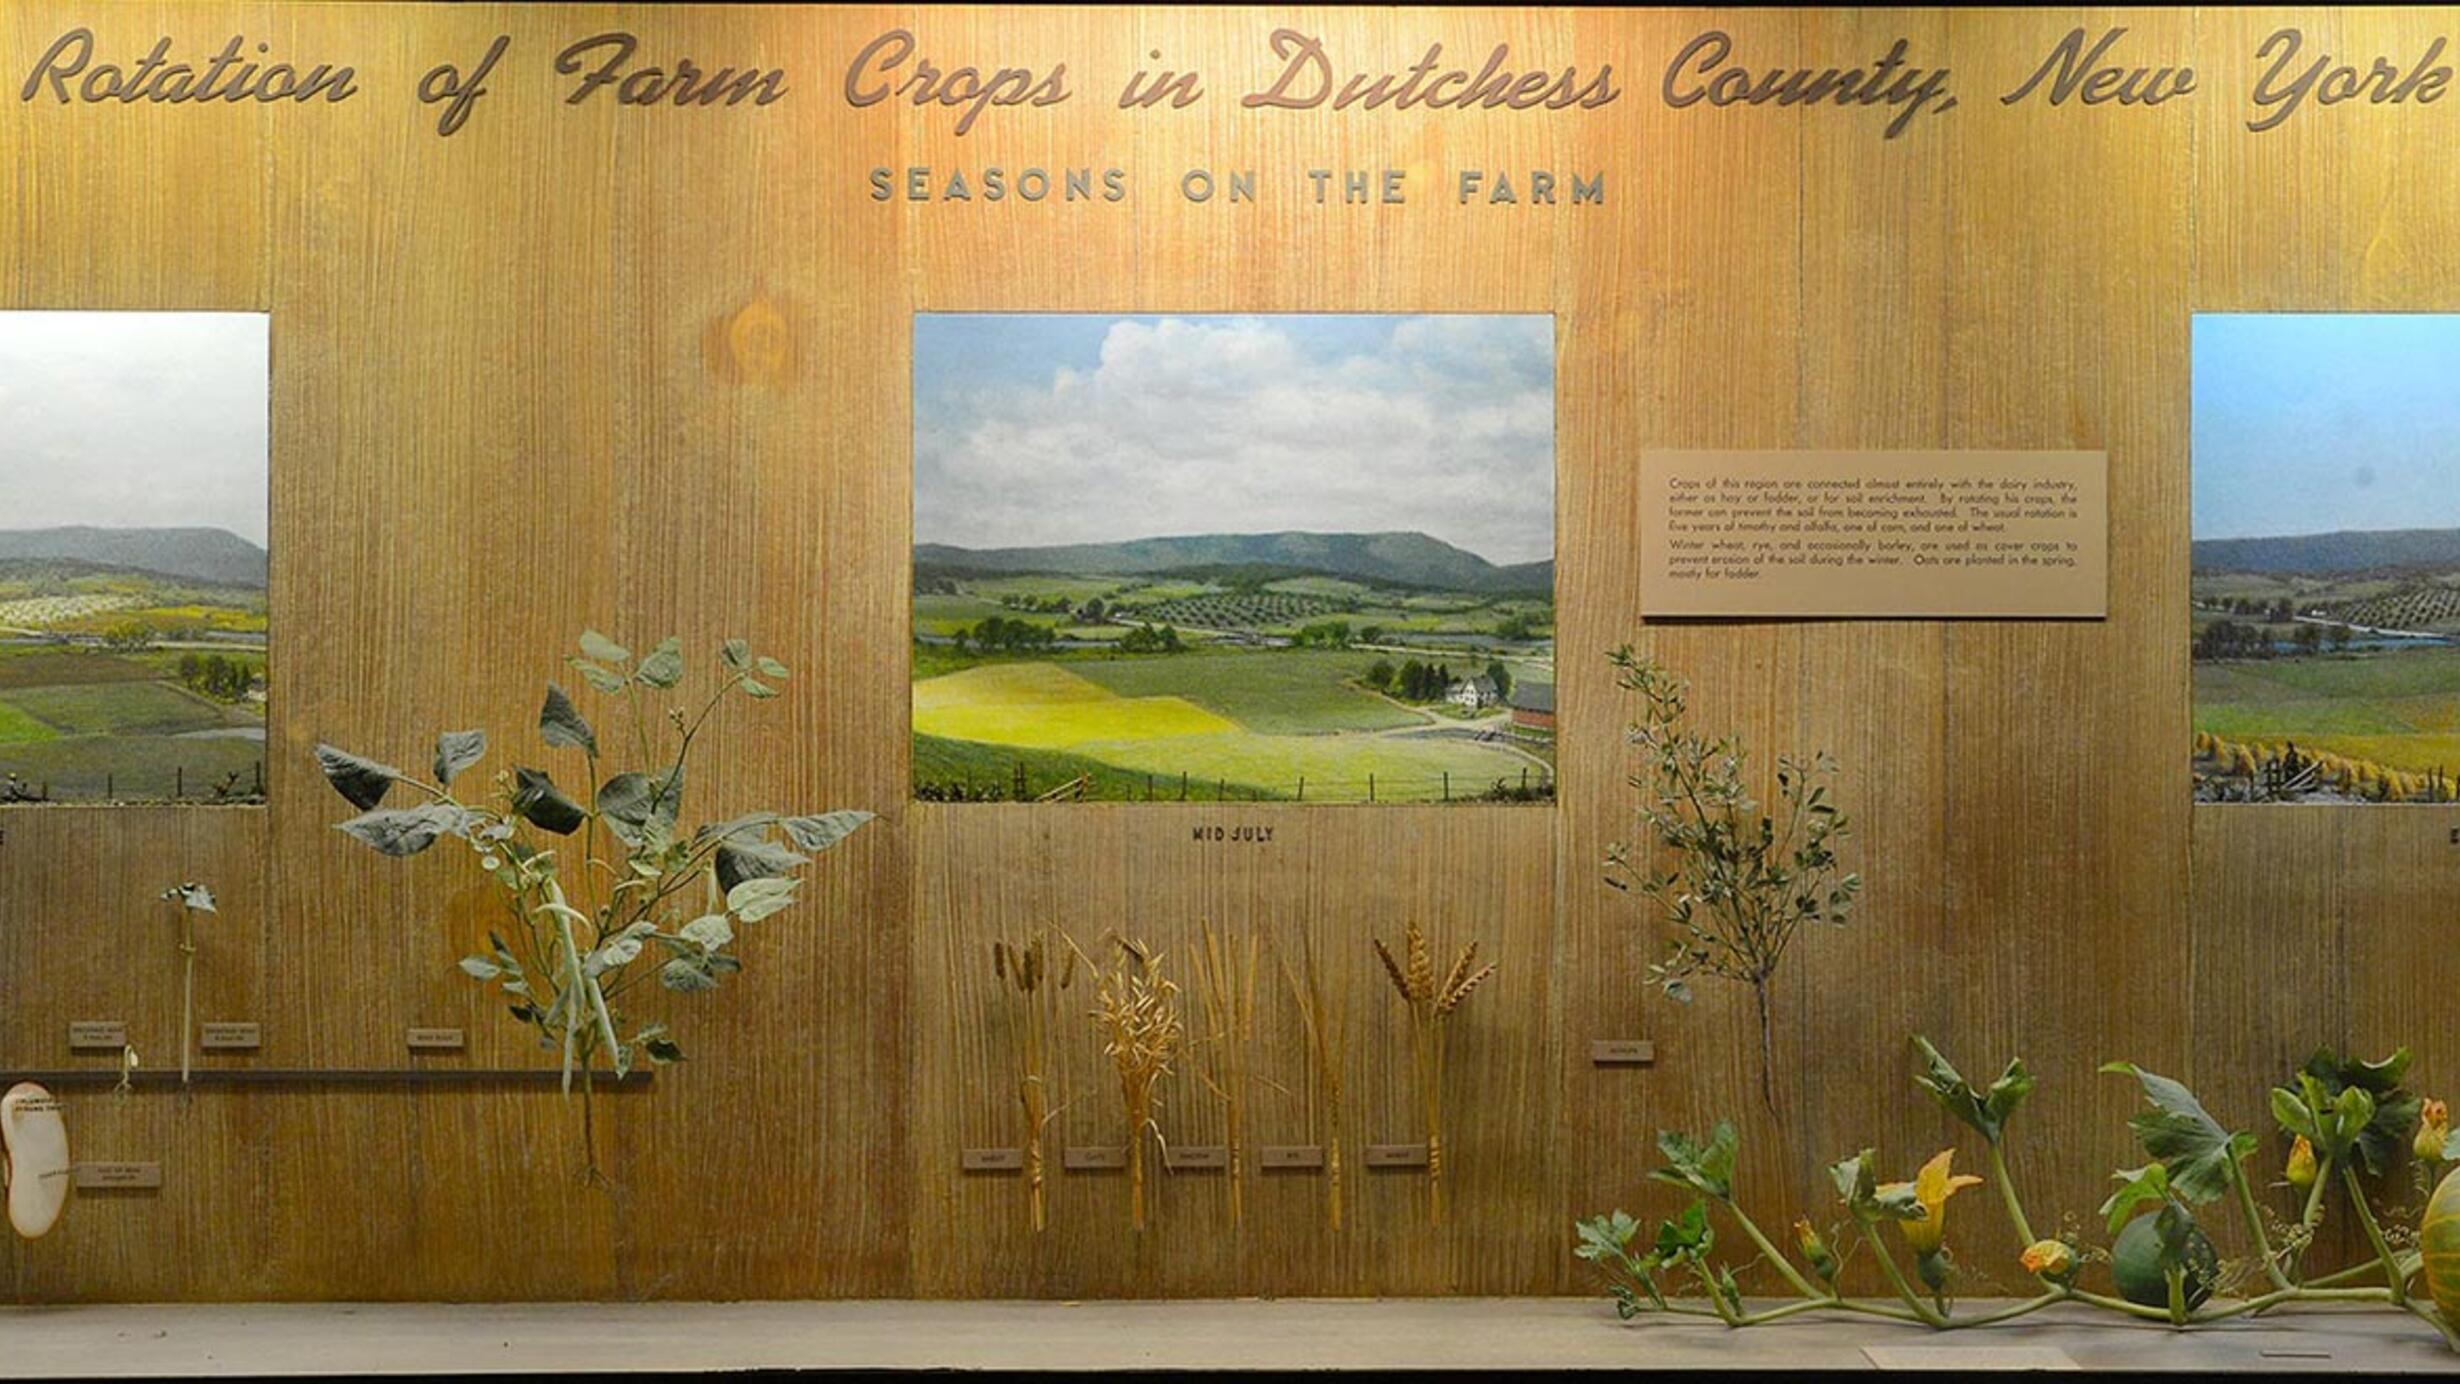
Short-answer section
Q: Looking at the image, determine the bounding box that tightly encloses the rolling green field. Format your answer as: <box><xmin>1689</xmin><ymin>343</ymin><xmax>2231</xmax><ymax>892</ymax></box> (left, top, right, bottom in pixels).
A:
<box><xmin>0</xmin><ymin>643</ymin><xmax>264</xmax><ymax>801</ymax></box>
<box><xmin>2194</xmin><ymin>646</ymin><xmax>2460</xmax><ymax>782</ymax></box>
<box><xmin>913</xmin><ymin>559</ymin><xmax>1554</xmax><ymax>804</ymax></box>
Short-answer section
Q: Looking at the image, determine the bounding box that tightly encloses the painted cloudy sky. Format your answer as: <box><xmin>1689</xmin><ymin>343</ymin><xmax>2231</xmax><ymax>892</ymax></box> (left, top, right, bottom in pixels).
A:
<box><xmin>915</xmin><ymin>314</ymin><xmax>1555</xmax><ymax>565</ymax></box>
<box><xmin>0</xmin><ymin>311</ymin><xmax>269</xmax><ymax>546</ymax></box>
<box><xmin>2194</xmin><ymin>313</ymin><xmax>2460</xmax><ymax>541</ymax></box>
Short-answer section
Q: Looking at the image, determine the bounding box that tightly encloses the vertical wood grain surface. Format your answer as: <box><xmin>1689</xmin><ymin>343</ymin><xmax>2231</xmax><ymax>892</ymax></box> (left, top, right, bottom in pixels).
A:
<box><xmin>2</xmin><ymin>4</ymin><xmax>2454</xmax><ymax>1301</ymax></box>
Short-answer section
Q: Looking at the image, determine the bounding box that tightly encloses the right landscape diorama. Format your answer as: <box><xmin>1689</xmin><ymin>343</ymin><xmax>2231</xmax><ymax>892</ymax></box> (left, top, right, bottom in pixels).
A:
<box><xmin>2192</xmin><ymin>313</ymin><xmax>2460</xmax><ymax>804</ymax></box>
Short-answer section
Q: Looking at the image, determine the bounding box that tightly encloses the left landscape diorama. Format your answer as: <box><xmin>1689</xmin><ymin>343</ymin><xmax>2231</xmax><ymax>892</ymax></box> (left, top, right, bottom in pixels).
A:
<box><xmin>0</xmin><ymin>311</ymin><xmax>269</xmax><ymax>805</ymax></box>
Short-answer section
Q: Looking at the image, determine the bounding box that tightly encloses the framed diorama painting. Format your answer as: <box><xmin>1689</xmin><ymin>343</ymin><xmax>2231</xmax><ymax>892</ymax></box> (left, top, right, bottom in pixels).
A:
<box><xmin>911</xmin><ymin>312</ymin><xmax>1556</xmax><ymax>804</ymax></box>
<box><xmin>2192</xmin><ymin>313</ymin><xmax>2460</xmax><ymax>805</ymax></box>
<box><xmin>0</xmin><ymin>311</ymin><xmax>269</xmax><ymax>806</ymax></box>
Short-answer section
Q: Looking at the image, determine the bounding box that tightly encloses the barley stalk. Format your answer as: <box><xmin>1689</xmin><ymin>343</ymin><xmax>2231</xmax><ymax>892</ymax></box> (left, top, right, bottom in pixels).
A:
<box><xmin>991</xmin><ymin>928</ymin><xmax>1075</xmax><ymax>1232</ymax></box>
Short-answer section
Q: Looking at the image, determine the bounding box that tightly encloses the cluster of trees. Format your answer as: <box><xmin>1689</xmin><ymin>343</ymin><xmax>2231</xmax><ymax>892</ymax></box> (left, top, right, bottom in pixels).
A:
<box><xmin>100</xmin><ymin>620</ymin><xmax>158</xmax><ymax>651</ymax></box>
<box><xmin>956</xmin><ymin>615</ymin><xmax>1058</xmax><ymax>654</ymax></box>
<box><xmin>998</xmin><ymin>592</ymin><xmax>1078</xmax><ymax>615</ymax></box>
<box><xmin>2208</xmin><ymin>595</ymin><xmax>2300</xmax><ymax>621</ymax></box>
<box><xmin>175</xmin><ymin>651</ymin><xmax>257</xmax><ymax>703</ymax></box>
<box><xmin>1293</xmin><ymin>619</ymin><xmax>1353</xmax><ymax>648</ymax></box>
<box><xmin>1117</xmin><ymin>623</ymin><xmax>1183</xmax><ymax>653</ymax></box>
<box><xmin>2193</xmin><ymin>616</ymin><xmax>2352</xmax><ymax>660</ymax></box>
<box><xmin>1367</xmin><ymin>658</ymin><xmax>1458</xmax><ymax>702</ymax></box>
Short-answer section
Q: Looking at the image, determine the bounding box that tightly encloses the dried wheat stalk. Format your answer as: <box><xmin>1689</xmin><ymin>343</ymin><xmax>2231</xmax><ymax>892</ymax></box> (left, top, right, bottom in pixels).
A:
<box><xmin>1276</xmin><ymin>929</ymin><xmax>1349</xmax><ymax>1232</ymax></box>
<box><xmin>1190</xmin><ymin>921</ymin><xmax>1262</xmax><ymax>1229</ymax></box>
<box><xmin>991</xmin><ymin>927</ymin><xmax>1077</xmax><ymax>1232</ymax></box>
<box><xmin>1372</xmin><ymin>921</ymin><xmax>1495</xmax><ymax>1226</ymax></box>
<box><xmin>1089</xmin><ymin>936</ymin><xmax>1183</xmax><ymax>1232</ymax></box>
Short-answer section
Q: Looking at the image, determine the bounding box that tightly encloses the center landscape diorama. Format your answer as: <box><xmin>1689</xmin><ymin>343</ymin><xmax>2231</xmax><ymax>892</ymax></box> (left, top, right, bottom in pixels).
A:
<box><xmin>912</xmin><ymin>314</ymin><xmax>1556</xmax><ymax>804</ymax></box>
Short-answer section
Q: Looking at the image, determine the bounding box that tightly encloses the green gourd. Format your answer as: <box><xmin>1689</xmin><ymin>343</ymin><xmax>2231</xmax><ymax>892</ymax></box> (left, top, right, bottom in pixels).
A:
<box><xmin>2110</xmin><ymin>1213</ymin><xmax>2217</xmax><ymax>1310</ymax></box>
<box><xmin>2419</xmin><ymin>1164</ymin><xmax>2460</xmax><ymax>1324</ymax></box>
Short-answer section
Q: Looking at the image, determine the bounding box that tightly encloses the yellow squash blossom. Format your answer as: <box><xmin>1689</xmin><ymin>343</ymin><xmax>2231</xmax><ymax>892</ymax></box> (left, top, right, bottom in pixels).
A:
<box><xmin>2286</xmin><ymin>1134</ymin><xmax>2318</xmax><ymax>1190</ymax></box>
<box><xmin>2021</xmin><ymin>1238</ymin><xmax>2075</xmax><ymax>1280</ymax></box>
<box><xmin>2417</xmin><ymin>1100</ymin><xmax>2450</xmax><ymax>1163</ymax></box>
<box><xmin>1793</xmin><ymin>1218</ymin><xmax>1837</xmax><ymax>1281</ymax></box>
<box><xmin>1883</xmin><ymin>1149</ymin><xmax>1982</xmax><ymax>1257</ymax></box>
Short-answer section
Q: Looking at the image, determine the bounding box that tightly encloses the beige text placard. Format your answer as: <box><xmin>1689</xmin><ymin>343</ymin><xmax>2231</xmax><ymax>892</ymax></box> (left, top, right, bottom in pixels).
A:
<box><xmin>1640</xmin><ymin>451</ymin><xmax>2107</xmax><ymax>617</ymax></box>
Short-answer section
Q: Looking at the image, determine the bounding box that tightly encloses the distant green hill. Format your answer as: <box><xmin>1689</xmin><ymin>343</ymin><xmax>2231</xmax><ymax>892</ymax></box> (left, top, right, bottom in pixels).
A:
<box><xmin>916</xmin><ymin>531</ymin><xmax>1552</xmax><ymax>595</ymax></box>
<box><xmin>0</xmin><ymin>526</ymin><xmax>267</xmax><ymax>588</ymax></box>
<box><xmin>2193</xmin><ymin>527</ymin><xmax>2460</xmax><ymax>576</ymax></box>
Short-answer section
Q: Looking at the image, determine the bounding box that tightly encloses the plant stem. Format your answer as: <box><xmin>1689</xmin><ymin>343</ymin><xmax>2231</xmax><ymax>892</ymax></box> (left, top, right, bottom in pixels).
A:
<box><xmin>1985</xmin><ymin>1142</ymin><xmax>2036</xmax><ymax>1248</ymax></box>
<box><xmin>1859</xmin><ymin>1227</ymin><xmax>1948</xmax><ymax>1327</ymax></box>
<box><xmin>178</xmin><ymin>904</ymin><xmax>196</xmax><ymax>1087</ymax></box>
<box><xmin>2066</xmin><ymin>1287</ymin><xmax>2177</xmax><ymax>1322</ymax></box>
<box><xmin>2302</xmin><ymin>1156</ymin><xmax>2334</xmax><ymax>1228</ymax></box>
<box><xmin>2344</xmin><ymin>1164</ymin><xmax>2409</xmax><ymax>1307</ymax></box>
<box><xmin>1752</xmin><ymin>979</ymin><xmax>1777</xmax><ymax>1118</ymax></box>
<box><xmin>1719</xmin><ymin>1199</ymin><xmax>1823</xmax><ymax>1300</ymax></box>
<box><xmin>2228</xmin><ymin>1157</ymin><xmax>2295</xmax><ymax>1291</ymax></box>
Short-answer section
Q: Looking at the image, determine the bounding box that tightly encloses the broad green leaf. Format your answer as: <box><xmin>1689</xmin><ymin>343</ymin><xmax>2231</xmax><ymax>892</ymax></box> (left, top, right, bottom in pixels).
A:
<box><xmin>573</xmin><ymin>659</ymin><xmax>628</xmax><ymax>695</ymax></box>
<box><xmin>538</xmin><ymin>683</ymin><xmax>597</xmax><ymax>756</ymax></box>
<box><xmin>739</xmin><ymin>677</ymin><xmax>777</xmax><ymax>699</ymax></box>
<box><xmin>678</xmin><ymin>914</ymin><xmax>734</xmax><ymax>951</ymax></box>
<box><xmin>432</xmin><ymin>729</ymin><xmax>487</xmax><ymax>787</ymax></box>
<box><xmin>458</xmin><ymin>954</ymin><xmax>503</xmax><ymax>981</ymax></box>
<box><xmin>585</xmin><ymin>934</ymin><xmax>647</xmax><ymax>977</ymax></box>
<box><xmin>659</xmin><ymin>957</ymin><xmax>719</xmax><ymax>992</ymax></box>
<box><xmin>512</xmin><ymin>767</ymin><xmax>587</xmax><ymax>835</ymax></box>
<box><xmin>314</xmin><ymin>743</ymin><xmax>398</xmax><ymax>810</ymax></box>
<box><xmin>697</xmin><ymin>812</ymin><xmax>780</xmax><ymax>844</ymax></box>
<box><xmin>2101</xmin><ymin>1061</ymin><xmax>2256</xmax><ymax>1205</ymax></box>
<box><xmin>335</xmin><ymin>803</ymin><xmax>471</xmax><ymax>857</ymax></box>
<box><xmin>781</xmin><ymin>810</ymin><xmax>874</xmax><ymax>853</ymax></box>
<box><xmin>720</xmin><ymin>639</ymin><xmax>750</xmax><ymax>672</ymax></box>
<box><xmin>1649</xmin><ymin>1123</ymin><xmax>1738</xmax><ymax>1201</ymax></box>
<box><xmin>2299</xmin><ymin>1048</ymin><xmax>2421</xmax><ymax>1176</ymax></box>
<box><xmin>1830</xmin><ymin>1149</ymin><xmax>1924</xmax><ymax>1222</ymax></box>
<box><xmin>2100</xmin><ymin>1161</ymin><xmax>2173</xmax><ymax>1234</ymax></box>
<box><xmin>635</xmin><ymin>636</ymin><xmax>685</xmax><ymax>689</ymax></box>
<box><xmin>579</xmin><ymin>629</ymin><xmax>630</xmax><ymax>665</ymax></box>
<box><xmin>596</xmin><ymin>765</ymin><xmax>684</xmax><ymax>847</ymax></box>
<box><xmin>716</xmin><ymin>837</ymin><xmax>806</xmax><ymax>893</ymax></box>
<box><xmin>754</xmin><ymin>656</ymin><xmax>789</xmax><ymax>679</ymax></box>
<box><xmin>1653</xmin><ymin>1199</ymin><xmax>1713</xmax><ymax>1265</ymax></box>
<box><xmin>1911</xmin><ymin>1034</ymin><xmax>2032</xmax><ymax>1144</ymax></box>
<box><xmin>726</xmin><ymin>875</ymin><xmax>799</xmax><ymax>923</ymax></box>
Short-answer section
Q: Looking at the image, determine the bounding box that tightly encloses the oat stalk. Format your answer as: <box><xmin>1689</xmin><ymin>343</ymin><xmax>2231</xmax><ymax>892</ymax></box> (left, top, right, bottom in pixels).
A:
<box><xmin>1372</xmin><ymin>922</ymin><xmax>1494</xmax><ymax>1226</ymax></box>
<box><xmin>1089</xmin><ymin>937</ymin><xmax>1183</xmax><ymax>1232</ymax></box>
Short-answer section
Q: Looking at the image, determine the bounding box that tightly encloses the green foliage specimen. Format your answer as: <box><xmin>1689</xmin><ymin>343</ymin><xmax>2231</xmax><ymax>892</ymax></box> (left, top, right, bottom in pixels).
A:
<box><xmin>314</xmin><ymin>632</ymin><xmax>873</xmax><ymax>1140</ymax></box>
<box><xmin>1605</xmin><ymin>649</ymin><xmax>1861</xmax><ymax>1112</ymax></box>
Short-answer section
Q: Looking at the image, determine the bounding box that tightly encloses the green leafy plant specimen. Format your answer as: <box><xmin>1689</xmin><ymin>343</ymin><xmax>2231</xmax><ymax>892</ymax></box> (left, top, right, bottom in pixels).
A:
<box><xmin>1605</xmin><ymin>649</ymin><xmax>1860</xmax><ymax>1113</ymax></box>
<box><xmin>314</xmin><ymin>631</ymin><xmax>873</xmax><ymax>1177</ymax></box>
<box><xmin>1575</xmin><ymin>1034</ymin><xmax>2460</xmax><ymax>1350</ymax></box>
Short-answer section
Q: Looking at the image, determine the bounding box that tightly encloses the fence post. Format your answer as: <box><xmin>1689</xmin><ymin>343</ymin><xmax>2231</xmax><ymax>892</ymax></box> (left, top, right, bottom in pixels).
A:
<box><xmin>1180</xmin><ymin>771</ymin><xmax>1189</xmax><ymax>802</ymax></box>
<box><xmin>1442</xmin><ymin>771</ymin><xmax>1449</xmax><ymax>802</ymax></box>
<box><xmin>1520</xmin><ymin>767</ymin><xmax>1529</xmax><ymax>793</ymax></box>
<box><xmin>106</xmin><ymin>773</ymin><xmax>113</xmax><ymax>800</ymax></box>
<box><xmin>176</xmin><ymin>765</ymin><xmax>184</xmax><ymax>799</ymax></box>
<box><xmin>1217</xmin><ymin>778</ymin><xmax>1226</xmax><ymax>801</ymax></box>
<box><xmin>255</xmin><ymin>761</ymin><xmax>264</xmax><ymax>795</ymax></box>
<box><xmin>1146</xmin><ymin>773</ymin><xmax>1154</xmax><ymax>802</ymax></box>
<box><xmin>1368</xmin><ymin>773</ymin><xmax>1376</xmax><ymax>803</ymax></box>
<box><xmin>1297</xmin><ymin>776</ymin><xmax>1305</xmax><ymax>802</ymax></box>
<box><xmin>1013</xmin><ymin>761</ymin><xmax>1027</xmax><ymax>800</ymax></box>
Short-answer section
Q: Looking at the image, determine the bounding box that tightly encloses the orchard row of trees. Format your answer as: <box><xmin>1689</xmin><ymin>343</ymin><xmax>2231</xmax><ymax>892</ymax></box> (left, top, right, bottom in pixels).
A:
<box><xmin>2192</xmin><ymin>616</ymin><xmax>2352</xmax><ymax>660</ymax></box>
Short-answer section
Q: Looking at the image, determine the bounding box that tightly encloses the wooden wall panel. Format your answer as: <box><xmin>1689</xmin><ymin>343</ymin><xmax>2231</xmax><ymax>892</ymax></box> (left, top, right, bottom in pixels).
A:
<box><xmin>1</xmin><ymin>3</ymin><xmax>2455</xmax><ymax>1303</ymax></box>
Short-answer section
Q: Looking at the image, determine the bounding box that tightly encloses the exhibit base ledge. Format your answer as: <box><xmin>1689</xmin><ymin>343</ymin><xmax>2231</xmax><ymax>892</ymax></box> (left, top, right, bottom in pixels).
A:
<box><xmin>0</xmin><ymin>1297</ymin><xmax>2450</xmax><ymax>1376</ymax></box>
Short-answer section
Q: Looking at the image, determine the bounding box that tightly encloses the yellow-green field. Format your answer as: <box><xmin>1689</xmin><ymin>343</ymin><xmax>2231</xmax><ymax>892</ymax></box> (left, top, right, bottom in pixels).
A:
<box><xmin>912</xmin><ymin>657</ymin><xmax>1543</xmax><ymax>802</ymax></box>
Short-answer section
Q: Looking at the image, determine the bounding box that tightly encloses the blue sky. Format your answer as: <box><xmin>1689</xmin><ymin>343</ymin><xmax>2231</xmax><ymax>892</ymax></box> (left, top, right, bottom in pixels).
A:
<box><xmin>0</xmin><ymin>311</ymin><xmax>268</xmax><ymax>546</ymax></box>
<box><xmin>915</xmin><ymin>314</ymin><xmax>1555</xmax><ymax>564</ymax></box>
<box><xmin>2194</xmin><ymin>313</ymin><xmax>2460</xmax><ymax>541</ymax></box>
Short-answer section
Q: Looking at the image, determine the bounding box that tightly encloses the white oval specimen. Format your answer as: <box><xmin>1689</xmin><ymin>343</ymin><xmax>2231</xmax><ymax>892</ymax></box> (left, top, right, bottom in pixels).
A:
<box><xmin>2</xmin><ymin>1082</ymin><xmax>70</xmax><ymax>1238</ymax></box>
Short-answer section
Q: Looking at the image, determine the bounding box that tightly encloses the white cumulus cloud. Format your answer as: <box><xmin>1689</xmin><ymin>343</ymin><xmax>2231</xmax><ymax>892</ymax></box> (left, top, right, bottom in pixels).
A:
<box><xmin>916</xmin><ymin>315</ymin><xmax>1553</xmax><ymax>564</ymax></box>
